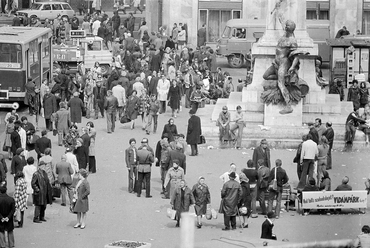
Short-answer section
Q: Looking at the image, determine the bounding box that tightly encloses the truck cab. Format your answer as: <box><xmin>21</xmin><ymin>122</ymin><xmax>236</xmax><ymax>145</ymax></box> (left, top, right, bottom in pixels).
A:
<box><xmin>216</xmin><ymin>19</ymin><xmax>330</xmax><ymax>68</ymax></box>
<box><xmin>53</xmin><ymin>33</ymin><xmax>112</xmax><ymax>74</ymax></box>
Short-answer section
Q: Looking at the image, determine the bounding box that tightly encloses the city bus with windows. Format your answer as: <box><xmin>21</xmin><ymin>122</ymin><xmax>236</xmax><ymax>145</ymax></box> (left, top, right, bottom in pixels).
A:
<box><xmin>0</xmin><ymin>26</ymin><xmax>53</xmax><ymax>107</ymax></box>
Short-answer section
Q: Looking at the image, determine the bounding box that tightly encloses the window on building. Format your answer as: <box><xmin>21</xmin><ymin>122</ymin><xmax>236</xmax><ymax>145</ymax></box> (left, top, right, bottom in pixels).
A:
<box><xmin>306</xmin><ymin>1</ymin><xmax>329</xmax><ymax>20</ymax></box>
<box><xmin>232</xmin><ymin>10</ymin><xmax>241</xmax><ymax>19</ymax></box>
<box><xmin>363</xmin><ymin>1</ymin><xmax>370</xmax><ymax>35</ymax></box>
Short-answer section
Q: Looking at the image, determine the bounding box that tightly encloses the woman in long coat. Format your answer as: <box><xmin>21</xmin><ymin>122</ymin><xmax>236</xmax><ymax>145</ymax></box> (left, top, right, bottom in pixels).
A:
<box><xmin>168</xmin><ymin>80</ymin><xmax>181</xmax><ymax>118</ymax></box>
<box><xmin>10</xmin><ymin>125</ymin><xmax>21</xmax><ymax>157</ymax></box>
<box><xmin>31</xmin><ymin>165</ymin><xmax>53</xmax><ymax>219</ymax></box>
<box><xmin>164</xmin><ymin>160</ymin><xmax>184</xmax><ymax>199</ymax></box>
<box><xmin>73</xmin><ymin>169</ymin><xmax>90</xmax><ymax>229</ymax></box>
<box><xmin>5</xmin><ymin>116</ymin><xmax>15</xmax><ymax>159</ymax></box>
<box><xmin>68</xmin><ymin>92</ymin><xmax>84</xmax><ymax>124</ymax></box>
<box><xmin>74</xmin><ymin>138</ymin><xmax>88</xmax><ymax>170</ymax></box>
<box><xmin>126</xmin><ymin>90</ymin><xmax>140</xmax><ymax>129</ymax></box>
<box><xmin>192</xmin><ymin>176</ymin><xmax>211</xmax><ymax>228</ymax></box>
<box><xmin>86</xmin><ymin>122</ymin><xmax>96</xmax><ymax>173</ymax></box>
<box><xmin>13</xmin><ymin>171</ymin><xmax>27</xmax><ymax>228</ymax></box>
<box><xmin>43</xmin><ymin>90</ymin><xmax>57</xmax><ymax>131</ymax></box>
<box><xmin>171</xmin><ymin>180</ymin><xmax>195</xmax><ymax>227</ymax></box>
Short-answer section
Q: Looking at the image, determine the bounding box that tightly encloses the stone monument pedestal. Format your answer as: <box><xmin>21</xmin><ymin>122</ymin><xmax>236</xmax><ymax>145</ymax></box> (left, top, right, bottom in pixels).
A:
<box><xmin>264</xmin><ymin>101</ymin><xmax>302</xmax><ymax>126</ymax></box>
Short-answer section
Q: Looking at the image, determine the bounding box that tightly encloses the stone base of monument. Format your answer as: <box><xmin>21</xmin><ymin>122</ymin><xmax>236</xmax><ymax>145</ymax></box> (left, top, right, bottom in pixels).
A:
<box><xmin>264</xmin><ymin>101</ymin><xmax>302</xmax><ymax>126</ymax></box>
<box><xmin>104</xmin><ymin>240</ymin><xmax>151</xmax><ymax>248</ymax></box>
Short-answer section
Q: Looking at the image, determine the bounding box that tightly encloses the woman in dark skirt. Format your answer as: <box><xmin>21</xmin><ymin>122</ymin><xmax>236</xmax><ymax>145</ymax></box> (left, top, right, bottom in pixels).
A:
<box><xmin>73</xmin><ymin>169</ymin><xmax>90</xmax><ymax>229</ymax></box>
<box><xmin>168</xmin><ymin>80</ymin><xmax>181</xmax><ymax>118</ymax></box>
<box><xmin>86</xmin><ymin>122</ymin><xmax>96</xmax><ymax>173</ymax></box>
<box><xmin>238</xmin><ymin>173</ymin><xmax>251</xmax><ymax>228</ymax></box>
<box><xmin>74</xmin><ymin>138</ymin><xmax>88</xmax><ymax>170</ymax></box>
<box><xmin>191</xmin><ymin>176</ymin><xmax>210</xmax><ymax>228</ymax></box>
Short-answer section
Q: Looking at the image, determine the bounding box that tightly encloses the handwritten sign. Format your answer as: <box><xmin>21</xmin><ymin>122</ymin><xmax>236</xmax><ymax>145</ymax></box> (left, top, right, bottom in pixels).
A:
<box><xmin>302</xmin><ymin>191</ymin><xmax>367</xmax><ymax>209</ymax></box>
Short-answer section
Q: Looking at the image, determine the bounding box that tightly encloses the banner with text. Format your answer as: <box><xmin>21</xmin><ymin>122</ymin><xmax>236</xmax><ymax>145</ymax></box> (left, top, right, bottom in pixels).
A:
<box><xmin>302</xmin><ymin>191</ymin><xmax>367</xmax><ymax>209</ymax></box>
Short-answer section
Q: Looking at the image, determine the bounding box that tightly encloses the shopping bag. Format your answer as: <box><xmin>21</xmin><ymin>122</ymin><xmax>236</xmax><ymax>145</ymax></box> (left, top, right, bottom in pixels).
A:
<box><xmin>52</xmin><ymin>184</ymin><xmax>61</xmax><ymax>198</ymax></box>
<box><xmin>211</xmin><ymin>209</ymin><xmax>218</xmax><ymax>219</ymax></box>
<box><xmin>205</xmin><ymin>204</ymin><xmax>212</xmax><ymax>220</ymax></box>
<box><xmin>166</xmin><ymin>208</ymin><xmax>176</xmax><ymax>220</ymax></box>
<box><xmin>14</xmin><ymin>209</ymin><xmax>21</xmax><ymax>222</ymax></box>
<box><xmin>198</xmin><ymin>135</ymin><xmax>206</xmax><ymax>145</ymax></box>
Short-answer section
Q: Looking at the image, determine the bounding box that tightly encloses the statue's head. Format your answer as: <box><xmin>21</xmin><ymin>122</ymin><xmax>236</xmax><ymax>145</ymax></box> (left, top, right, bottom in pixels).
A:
<box><xmin>285</xmin><ymin>20</ymin><xmax>296</xmax><ymax>33</ymax></box>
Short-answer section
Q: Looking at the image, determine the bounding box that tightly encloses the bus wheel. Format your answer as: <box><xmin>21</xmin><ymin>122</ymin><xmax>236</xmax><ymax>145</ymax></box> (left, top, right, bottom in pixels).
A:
<box><xmin>228</xmin><ymin>54</ymin><xmax>244</xmax><ymax>68</ymax></box>
<box><xmin>100</xmin><ymin>64</ymin><xmax>110</xmax><ymax>75</ymax></box>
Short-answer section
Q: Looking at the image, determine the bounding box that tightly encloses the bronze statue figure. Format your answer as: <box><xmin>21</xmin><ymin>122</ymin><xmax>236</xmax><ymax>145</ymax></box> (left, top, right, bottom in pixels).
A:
<box><xmin>262</xmin><ymin>20</ymin><xmax>309</xmax><ymax>115</ymax></box>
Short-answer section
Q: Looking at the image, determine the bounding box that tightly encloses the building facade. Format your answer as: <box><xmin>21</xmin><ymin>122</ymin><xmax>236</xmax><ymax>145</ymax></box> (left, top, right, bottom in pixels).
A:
<box><xmin>146</xmin><ymin>0</ymin><xmax>370</xmax><ymax>47</ymax></box>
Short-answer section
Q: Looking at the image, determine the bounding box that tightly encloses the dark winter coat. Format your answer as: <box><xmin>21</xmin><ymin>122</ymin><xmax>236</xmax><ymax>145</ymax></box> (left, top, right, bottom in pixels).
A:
<box><xmin>68</xmin><ymin>96</ymin><xmax>84</xmax><ymax>123</ymax></box>
<box><xmin>43</xmin><ymin>93</ymin><xmax>57</xmax><ymax>119</ymax></box>
<box><xmin>186</xmin><ymin>115</ymin><xmax>202</xmax><ymax>145</ymax></box>
<box><xmin>74</xmin><ymin>146</ymin><xmax>89</xmax><ymax>170</ymax></box>
<box><xmin>219</xmin><ymin>179</ymin><xmax>242</xmax><ymax>216</ymax></box>
<box><xmin>0</xmin><ymin>193</ymin><xmax>15</xmax><ymax>232</ymax></box>
<box><xmin>10</xmin><ymin>131</ymin><xmax>21</xmax><ymax>155</ymax></box>
<box><xmin>168</xmin><ymin>85</ymin><xmax>181</xmax><ymax>110</ymax></box>
<box><xmin>162</xmin><ymin>124</ymin><xmax>178</xmax><ymax>143</ymax></box>
<box><xmin>31</xmin><ymin>169</ymin><xmax>52</xmax><ymax>206</ymax></box>
<box><xmin>171</xmin><ymin>186</ymin><xmax>195</xmax><ymax>213</ymax></box>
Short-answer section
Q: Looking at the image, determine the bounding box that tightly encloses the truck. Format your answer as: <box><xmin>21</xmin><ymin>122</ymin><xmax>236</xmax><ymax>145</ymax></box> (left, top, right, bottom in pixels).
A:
<box><xmin>216</xmin><ymin>19</ymin><xmax>331</xmax><ymax>68</ymax></box>
<box><xmin>52</xmin><ymin>30</ymin><xmax>112</xmax><ymax>74</ymax></box>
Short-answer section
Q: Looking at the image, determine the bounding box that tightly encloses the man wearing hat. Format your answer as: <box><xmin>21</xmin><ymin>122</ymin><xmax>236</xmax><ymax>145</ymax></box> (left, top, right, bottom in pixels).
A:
<box><xmin>35</xmin><ymin>130</ymin><xmax>52</xmax><ymax>161</ymax></box>
<box><xmin>136</xmin><ymin>141</ymin><xmax>155</xmax><ymax>198</ymax></box>
<box><xmin>261</xmin><ymin>211</ymin><xmax>277</xmax><ymax>240</ymax></box>
<box><xmin>186</xmin><ymin>109</ymin><xmax>202</xmax><ymax>156</ymax></box>
<box><xmin>10</xmin><ymin>148</ymin><xmax>25</xmax><ymax>184</ymax></box>
<box><xmin>220</xmin><ymin>172</ymin><xmax>242</xmax><ymax>230</ymax></box>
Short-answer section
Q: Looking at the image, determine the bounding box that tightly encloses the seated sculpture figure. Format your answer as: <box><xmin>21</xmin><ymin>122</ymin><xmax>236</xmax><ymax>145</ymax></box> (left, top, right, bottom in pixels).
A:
<box><xmin>262</xmin><ymin>20</ymin><xmax>309</xmax><ymax>115</ymax></box>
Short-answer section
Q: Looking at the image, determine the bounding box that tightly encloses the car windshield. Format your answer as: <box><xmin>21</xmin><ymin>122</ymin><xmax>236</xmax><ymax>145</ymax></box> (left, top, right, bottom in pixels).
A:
<box><xmin>30</xmin><ymin>3</ymin><xmax>42</xmax><ymax>10</ymax></box>
<box><xmin>222</xmin><ymin>26</ymin><xmax>231</xmax><ymax>38</ymax></box>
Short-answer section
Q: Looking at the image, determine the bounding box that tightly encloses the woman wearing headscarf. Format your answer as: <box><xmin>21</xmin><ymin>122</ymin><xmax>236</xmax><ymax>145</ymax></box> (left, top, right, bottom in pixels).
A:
<box><xmin>217</xmin><ymin>106</ymin><xmax>231</xmax><ymax>143</ymax></box>
<box><xmin>4</xmin><ymin>116</ymin><xmax>15</xmax><ymax>160</ymax></box>
<box><xmin>238</xmin><ymin>172</ymin><xmax>251</xmax><ymax>228</ymax></box>
<box><xmin>74</xmin><ymin>138</ymin><xmax>88</xmax><ymax>170</ymax></box>
<box><xmin>13</xmin><ymin>171</ymin><xmax>27</xmax><ymax>228</ymax></box>
<box><xmin>86</xmin><ymin>122</ymin><xmax>97</xmax><ymax>174</ymax></box>
<box><xmin>162</xmin><ymin>118</ymin><xmax>178</xmax><ymax>143</ymax></box>
<box><xmin>73</xmin><ymin>169</ymin><xmax>90</xmax><ymax>229</ymax></box>
<box><xmin>170</xmin><ymin>179</ymin><xmax>195</xmax><ymax>227</ymax></box>
<box><xmin>191</xmin><ymin>176</ymin><xmax>210</xmax><ymax>228</ymax></box>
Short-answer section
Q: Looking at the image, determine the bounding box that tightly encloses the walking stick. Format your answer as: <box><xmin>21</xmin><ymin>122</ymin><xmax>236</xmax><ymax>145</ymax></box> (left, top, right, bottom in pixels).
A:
<box><xmin>236</xmin><ymin>207</ymin><xmax>243</xmax><ymax>228</ymax></box>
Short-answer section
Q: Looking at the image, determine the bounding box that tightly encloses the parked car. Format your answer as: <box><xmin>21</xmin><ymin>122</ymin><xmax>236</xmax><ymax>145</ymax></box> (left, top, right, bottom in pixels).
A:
<box><xmin>17</xmin><ymin>1</ymin><xmax>75</xmax><ymax>22</ymax></box>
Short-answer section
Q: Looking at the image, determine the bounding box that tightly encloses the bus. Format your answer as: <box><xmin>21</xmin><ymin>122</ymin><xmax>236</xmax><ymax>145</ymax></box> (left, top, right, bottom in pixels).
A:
<box><xmin>0</xmin><ymin>26</ymin><xmax>53</xmax><ymax>108</ymax></box>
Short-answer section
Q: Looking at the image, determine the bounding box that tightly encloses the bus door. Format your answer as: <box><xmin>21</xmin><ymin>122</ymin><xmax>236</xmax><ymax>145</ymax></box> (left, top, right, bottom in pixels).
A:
<box><xmin>28</xmin><ymin>39</ymin><xmax>41</xmax><ymax>86</ymax></box>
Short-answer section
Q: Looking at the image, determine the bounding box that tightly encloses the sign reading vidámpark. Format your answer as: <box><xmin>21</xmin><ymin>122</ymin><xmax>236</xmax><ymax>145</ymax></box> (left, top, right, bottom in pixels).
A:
<box><xmin>302</xmin><ymin>191</ymin><xmax>367</xmax><ymax>209</ymax></box>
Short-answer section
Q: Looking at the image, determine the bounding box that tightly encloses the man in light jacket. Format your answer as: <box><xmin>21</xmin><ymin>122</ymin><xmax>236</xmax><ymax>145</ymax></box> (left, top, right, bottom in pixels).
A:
<box><xmin>112</xmin><ymin>81</ymin><xmax>126</xmax><ymax>120</ymax></box>
<box><xmin>55</xmin><ymin>154</ymin><xmax>73</xmax><ymax>206</ymax></box>
<box><xmin>298</xmin><ymin>134</ymin><xmax>318</xmax><ymax>191</ymax></box>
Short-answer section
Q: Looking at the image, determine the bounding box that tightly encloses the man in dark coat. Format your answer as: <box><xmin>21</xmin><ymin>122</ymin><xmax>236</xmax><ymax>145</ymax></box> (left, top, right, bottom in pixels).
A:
<box><xmin>10</xmin><ymin>148</ymin><xmax>25</xmax><ymax>184</ymax></box>
<box><xmin>252</xmin><ymin>139</ymin><xmax>271</xmax><ymax>169</ymax></box>
<box><xmin>43</xmin><ymin>87</ymin><xmax>57</xmax><ymax>131</ymax></box>
<box><xmin>93</xmin><ymin>79</ymin><xmax>106</xmax><ymax>118</ymax></box>
<box><xmin>21</xmin><ymin>116</ymin><xmax>36</xmax><ymax>151</ymax></box>
<box><xmin>149</xmin><ymin>71</ymin><xmax>159</xmax><ymax>97</ymax></box>
<box><xmin>197</xmin><ymin>24</ymin><xmax>206</xmax><ymax>47</ymax></box>
<box><xmin>31</xmin><ymin>163</ymin><xmax>52</xmax><ymax>223</ymax></box>
<box><xmin>186</xmin><ymin>109</ymin><xmax>202</xmax><ymax>156</ymax></box>
<box><xmin>261</xmin><ymin>211</ymin><xmax>277</xmax><ymax>240</ymax></box>
<box><xmin>169</xmin><ymin>143</ymin><xmax>186</xmax><ymax>174</ymax></box>
<box><xmin>322</xmin><ymin>122</ymin><xmax>334</xmax><ymax>170</ymax></box>
<box><xmin>10</xmin><ymin>124</ymin><xmax>21</xmax><ymax>157</ymax></box>
<box><xmin>104</xmin><ymin>90</ymin><xmax>118</xmax><ymax>133</ymax></box>
<box><xmin>220</xmin><ymin>172</ymin><xmax>242</xmax><ymax>230</ymax></box>
<box><xmin>0</xmin><ymin>186</ymin><xmax>15</xmax><ymax>247</ymax></box>
<box><xmin>35</xmin><ymin>130</ymin><xmax>51</xmax><ymax>160</ymax></box>
<box><xmin>68</xmin><ymin>92</ymin><xmax>84</xmax><ymax>124</ymax></box>
<box><xmin>308</xmin><ymin>122</ymin><xmax>319</xmax><ymax>145</ymax></box>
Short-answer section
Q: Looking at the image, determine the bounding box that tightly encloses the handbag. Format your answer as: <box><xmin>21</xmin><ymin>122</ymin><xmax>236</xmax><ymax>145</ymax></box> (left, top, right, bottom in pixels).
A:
<box><xmin>166</xmin><ymin>208</ymin><xmax>176</xmax><ymax>220</ymax></box>
<box><xmin>70</xmin><ymin>199</ymin><xmax>77</xmax><ymax>214</ymax></box>
<box><xmin>269</xmin><ymin>167</ymin><xmax>278</xmax><ymax>191</ymax></box>
<box><xmin>205</xmin><ymin>204</ymin><xmax>212</xmax><ymax>220</ymax></box>
<box><xmin>14</xmin><ymin>209</ymin><xmax>21</xmax><ymax>222</ymax></box>
<box><xmin>120</xmin><ymin>115</ymin><xmax>131</xmax><ymax>124</ymax></box>
<box><xmin>198</xmin><ymin>135</ymin><xmax>206</xmax><ymax>145</ymax></box>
